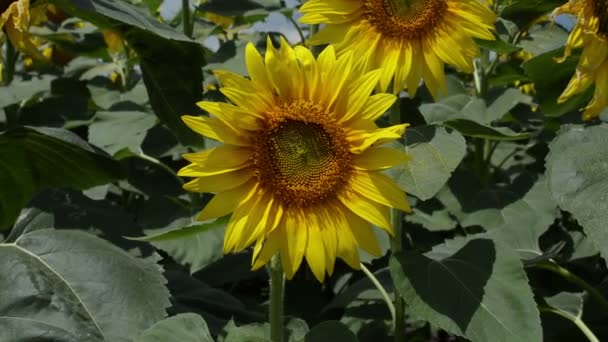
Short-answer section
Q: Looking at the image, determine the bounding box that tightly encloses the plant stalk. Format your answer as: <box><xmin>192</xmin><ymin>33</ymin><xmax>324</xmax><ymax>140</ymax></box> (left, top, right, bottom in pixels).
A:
<box><xmin>535</xmin><ymin>262</ymin><xmax>608</xmax><ymax>313</ymax></box>
<box><xmin>182</xmin><ymin>0</ymin><xmax>193</xmax><ymax>38</ymax></box>
<box><xmin>360</xmin><ymin>263</ymin><xmax>396</xmax><ymax>323</ymax></box>
<box><xmin>540</xmin><ymin>306</ymin><xmax>599</xmax><ymax>342</ymax></box>
<box><xmin>269</xmin><ymin>254</ymin><xmax>285</xmax><ymax>342</ymax></box>
<box><xmin>3</xmin><ymin>39</ymin><xmax>17</xmax><ymax>85</ymax></box>
<box><xmin>389</xmin><ymin>100</ymin><xmax>406</xmax><ymax>342</ymax></box>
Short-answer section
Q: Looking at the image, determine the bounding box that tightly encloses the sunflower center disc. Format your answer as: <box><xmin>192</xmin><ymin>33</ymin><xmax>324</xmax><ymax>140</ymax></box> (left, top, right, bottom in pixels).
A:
<box><xmin>255</xmin><ymin>117</ymin><xmax>351</xmax><ymax>208</ymax></box>
<box><xmin>364</xmin><ymin>0</ymin><xmax>448</xmax><ymax>39</ymax></box>
<box><xmin>595</xmin><ymin>0</ymin><xmax>608</xmax><ymax>37</ymax></box>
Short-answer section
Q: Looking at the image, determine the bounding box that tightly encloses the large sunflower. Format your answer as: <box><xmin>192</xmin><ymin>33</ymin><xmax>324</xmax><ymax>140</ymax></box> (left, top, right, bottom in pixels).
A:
<box><xmin>299</xmin><ymin>0</ymin><xmax>496</xmax><ymax>97</ymax></box>
<box><xmin>178</xmin><ymin>38</ymin><xmax>410</xmax><ymax>282</ymax></box>
<box><xmin>555</xmin><ymin>0</ymin><xmax>608</xmax><ymax>120</ymax></box>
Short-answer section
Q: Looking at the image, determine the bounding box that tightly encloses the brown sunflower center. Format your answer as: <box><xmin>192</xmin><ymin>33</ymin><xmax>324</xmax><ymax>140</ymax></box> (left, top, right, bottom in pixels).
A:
<box><xmin>595</xmin><ymin>0</ymin><xmax>608</xmax><ymax>37</ymax></box>
<box><xmin>364</xmin><ymin>0</ymin><xmax>448</xmax><ymax>40</ymax></box>
<box><xmin>253</xmin><ymin>101</ymin><xmax>352</xmax><ymax>208</ymax></box>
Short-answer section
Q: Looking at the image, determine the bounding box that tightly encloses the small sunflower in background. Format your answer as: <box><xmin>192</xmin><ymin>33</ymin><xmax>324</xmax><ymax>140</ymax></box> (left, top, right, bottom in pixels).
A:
<box><xmin>179</xmin><ymin>38</ymin><xmax>411</xmax><ymax>282</ymax></box>
<box><xmin>555</xmin><ymin>0</ymin><xmax>608</xmax><ymax>120</ymax></box>
<box><xmin>299</xmin><ymin>0</ymin><xmax>496</xmax><ymax>97</ymax></box>
<box><xmin>0</xmin><ymin>0</ymin><xmax>47</xmax><ymax>61</ymax></box>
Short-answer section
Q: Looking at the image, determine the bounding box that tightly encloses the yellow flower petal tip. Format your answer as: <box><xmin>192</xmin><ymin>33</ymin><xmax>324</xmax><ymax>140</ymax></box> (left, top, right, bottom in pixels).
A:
<box><xmin>178</xmin><ymin>38</ymin><xmax>411</xmax><ymax>282</ymax></box>
<box><xmin>299</xmin><ymin>0</ymin><xmax>496</xmax><ymax>97</ymax></box>
<box><xmin>555</xmin><ymin>0</ymin><xmax>608</xmax><ymax>121</ymax></box>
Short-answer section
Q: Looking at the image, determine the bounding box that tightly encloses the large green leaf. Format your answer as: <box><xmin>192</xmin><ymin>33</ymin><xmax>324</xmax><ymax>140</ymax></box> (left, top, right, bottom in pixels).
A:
<box><xmin>89</xmin><ymin>111</ymin><xmax>157</xmax><ymax>155</ymax></box>
<box><xmin>134</xmin><ymin>313</ymin><xmax>213</xmax><ymax>342</ymax></box>
<box><xmin>0</xmin><ymin>229</ymin><xmax>170</xmax><ymax>342</ymax></box>
<box><xmin>397</xmin><ymin>125</ymin><xmax>466</xmax><ymax>200</ymax></box>
<box><xmin>443</xmin><ymin>119</ymin><xmax>530</xmax><ymax>141</ymax></box>
<box><xmin>390</xmin><ymin>237</ymin><xmax>542</xmax><ymax>342</ymax></box>
<box><xmin>305</xmin><ymin>321</ymin><xmax>358</xmax><ymax>342</ymax></box>
<box><xmin>501</xmin><ymin>0</ymin><xmax>566</xmax><ymax>29</ymax></box>
<box><xmin>545</xmin><ymin>124</ymin><xmax>608</xmax><ymax>263</ymax></box>
<box><xmin>126</xmin><ymin>30</ymin><xmax>205</xmax><ymax>146</ymax></box>
<box><xmin>134</xmin><ymin>216</ymin><xmax>228</xmax><ymax>273</ymax></box>
<box><xmin>53</xmin><ymin>0</ymin><xmax>191</xmax><ymax>41</ymax></box>
<box><xmin>0</xmin><ymin>127</ymin><xmax>123</xmax><ymax>229</ymax></box>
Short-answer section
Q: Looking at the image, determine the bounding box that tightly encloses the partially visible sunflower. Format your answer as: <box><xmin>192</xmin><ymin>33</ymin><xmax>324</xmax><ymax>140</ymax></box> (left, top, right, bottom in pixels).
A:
<box><xmin>0</xmin><ymin>0</ymin><xmax>46</xmax><ymax>60</ymax></box>
<box><xmin>178</xmin><ymin>38</ymin><xmax>411</xmax><ymax>282</ymax></box>
<box><xmin>299</xmin><ymin>0</ymin><xmax>496</xmax><ymax>97</ymax></box>
<box><xmin>555</xmin><ymin>0</ymin><xmax>608</xmax><ymax>120</ymax></box>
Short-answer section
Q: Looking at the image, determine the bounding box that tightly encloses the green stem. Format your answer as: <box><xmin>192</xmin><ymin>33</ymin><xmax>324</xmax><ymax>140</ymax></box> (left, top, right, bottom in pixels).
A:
<box><xmin>269</xmin><ymin>254</ymin><xmax>285</xmax><ymax>342</ymax></box>
<box><xmin>360</xmin><ymin>263</ymin><xmax>396</xmax><ymax>323</ymax></box>
<box><xmin>285</xmin><ymin>14</ymin><xmax>306</xmax><ymax>45</ymax></box>
<box><xmin>3</xmin><ymin>39</ymin><xmax>18</xmax><ymax>85</ymax></box>
<box><xmin>182</xmin><ymin>0</ymin><xmax>193</xmax><ymax>38</ymax></box>
<box><xmin>535</xmin><ymin>262</ymin><xmax>608</xmax><ymax>313</ymax></box>
<box><xmin>540</xmin><ymin>306</ymin><xmax>599</xmax><ymax>342</ymax></box>
<box><xmin>389</xmin><ymin>99</ymin><xmax>406</xmax><ymax>342</ymax></box>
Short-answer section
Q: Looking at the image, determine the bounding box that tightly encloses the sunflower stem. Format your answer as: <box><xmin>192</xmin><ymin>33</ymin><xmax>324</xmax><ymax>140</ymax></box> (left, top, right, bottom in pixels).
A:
<box><xmin>2</xmin><ymin>39</ymin><xmax>17</xmax><ymax>85</ymax></box>
<box><xmin>389</xmin><ymin>99</ymin><xmax>406</xmax><ymax>342</ymax></box>
<box><xmin>360</xmin><ymin>263</ymin><xmax>396</xmax><ymax>323</ymax></box>
<box><xmin>182</xmin><ymin>0</ymin><xmax>193</xmax><ymax>38</ymax></box>
<box><xmin>269</xmin><ymin>254</ymin><xmax>285</xmax><ymax>342</ymax></box>
<box><xmin>540</xmin><ymin>306</ymin><xmax>599</xmax><ymax>342</ymax></box>
<box><xmin>534</xmin><ymin>262</ymin><xmax>608</xmax><ymax>313</ymax></box>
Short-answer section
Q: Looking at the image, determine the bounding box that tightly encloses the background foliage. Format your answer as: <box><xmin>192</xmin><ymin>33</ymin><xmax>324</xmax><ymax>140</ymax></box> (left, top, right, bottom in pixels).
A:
<box><xmin>1</xmin><ymin>0</ymin><xmax>608</xmax><ymax>341</ymax></box>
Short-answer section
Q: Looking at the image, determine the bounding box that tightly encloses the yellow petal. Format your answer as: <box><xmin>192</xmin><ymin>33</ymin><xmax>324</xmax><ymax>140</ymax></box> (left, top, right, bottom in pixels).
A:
<box><xmin>305</xmin><ymin>218</ymin><xmax>327</xmax><ymax>283</ymax></box>
<box><xmin>252</xmin><ymin>230</ymin><xmax>281</xmax><ymax>270</ymax></box>
<box><xmin>245</xmin><ymin>42</ymin><xmax>273</xmax><ymax>92</ymax></box>
<box><xmin>351</xmin><ymin>170</ymin><xmax>411</xmax><ymax>212</ymax></box>
<box><xmin>195</xmin><ymin>180</ymin><xmax>257</xmax><ymax>222</ymax></box>
<box><xmin>178</xmin><ymin>146</ymin><xmax>252</xmax><ymax>177</ymax></box>
<box><xmin>338</xmin><ymin>189</ymin><xmax>391</xmax><ymax>231</ymax></box>
<box><xmin>358</xmin><ymin>93</ymin><xmax>397</xmax><ymax>122</ymax></box>
<box><xmin>182</xmin><ymin>115</ymin><xmax>249</xmax><ymax>146</ymax></box>
<box><xmin>354</xmin><ymin>147</ymin><xmax>409</xmax><ymax>171</ymax></box>
<box><xmin>345</xmin><ymin>210</ymin><xmax>382</xmax><ymax>257</ymax></box>
<box><xmin>341</xmin><ymin>69</ymin><xmax>383</xmax><ymax>122</ymax></box>
<box><xmin>183</xmin><ymin>168</ymin><xmax>253</xmax><ymax>193</ymax></box>
<box><xmin>347</xmin><ymin>124</ymin><xmax>409</xmax><ymax>154</ymax></box>
<box><xmin>197</xmin><ymin>101</ymin><xmax>261</xmax><ymax>130</ymax></box>
<box><xmin>282</xmin><ymin>210</ymin><xmax>308</xmax><ymax>279</ymax></box>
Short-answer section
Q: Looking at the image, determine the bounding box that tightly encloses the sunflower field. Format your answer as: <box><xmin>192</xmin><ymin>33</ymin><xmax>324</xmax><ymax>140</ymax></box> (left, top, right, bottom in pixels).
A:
<box><xmin>2</xmin><ymin>0</ymin><xmax>608</xmax><ymax>341</ymax></box>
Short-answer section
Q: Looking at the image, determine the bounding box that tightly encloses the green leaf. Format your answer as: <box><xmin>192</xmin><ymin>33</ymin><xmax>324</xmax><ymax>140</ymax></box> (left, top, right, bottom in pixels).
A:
<box><xmin>486</xmin><ymin>88</ymin><xmax>533</xmax><ymax>122</ymax></box>
<box><xmin>397</xmin><ymin>126</ymin><xmax>466</xmax><ymax>200</ymax></box>
<box><xmin>199</xmin><ymin>0</ymin><xmax>280</xmax><ymax>16</ymax></box>
<box><xmin>475</xmin><ymin>37</ymin><xmax>521</xmax><ymax>53</ymax></box>
<box><xmin>501</xmin><ymin>0</ymin><xmax>566</xmax><ymax>29</ymax></box>
<box><xmin>305</xmin><ymin>321</ymin><xmax>358</xmax><ymax>342</ymax></box>
<box><xmin>0</xmin><ymin>229</ymin><xmax>170</xmax><ymax>342</ymax></box>
<box><xmin>137</xmin><ymin>217</ymin><xmax>229</xmax><ymax>273</ymax></box>
<box><xmin>390</xmin><ymin>237</ymin><xmax>542</xmax><ymax>342</ymax></box>
<box><xmin>222</xmin><ymin>320</ymin><xmax>271</xmax><ymax>342</ymax></box>
<box><xmin>545</xmin><ymin>292</ymin><xmax>584</xmax><ymax>318</ymax></box>
<box><xmin>444</xmin><ymin>119</ymin><xmax>530</xmax><ymax>141</ymax></box>
<box><xmin>545</xmin><ymin>124</ymin><xmax>608</xmax><ymax>264</ymax></box>
<box><xmin>89</xmin><ymin>111</ymin><xmax>157</xmax><ymax>155</ymax></box>
<box><xmin>53</xmin><ymin>0</ymin><xmax>191</xmax><ymax>42</ymax></box>
<box><xmin>126</xmin><ymin>30</ymin><xmax>205</xmax><ymax>146</ymax></box>
<box><xmin>0</xmin><ymin>75</ymin><xmax>53</xmax><ymax>107</ymax></box>
<box><xmin>523</xmin><ymin>48</ymin><xmax>592</xmax><ymax>117</ymax></box>
<box><xmin>134</xmin><ymin>313</ymin><xmax>213</xmax><ymax>342</ymax></box>
<box><xmin>0</xmin><ymin>127</ymin><xmax>123</xmax><ymax>229</ymax></box>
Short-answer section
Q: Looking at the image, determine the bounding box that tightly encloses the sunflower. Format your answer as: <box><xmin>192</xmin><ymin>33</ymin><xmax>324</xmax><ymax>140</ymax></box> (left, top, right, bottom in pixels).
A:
<box><xmin>178</xmin><ymin>38</ymin><xmax>410</xmax><ymax>282</ymax></box>
<box><xmin>0</xmin><ymin>0</ymin><xmax>46</xmax><ymax>61</ymax></box>
<box><xmin>299</xmin><ymin>0</ymin><xmax>496</xmax><ymax>97</ymax></box>
<box><xmin>555</xmin><ymin>0</ymin><xmax>608</xmax><ymax>120</ymax></box>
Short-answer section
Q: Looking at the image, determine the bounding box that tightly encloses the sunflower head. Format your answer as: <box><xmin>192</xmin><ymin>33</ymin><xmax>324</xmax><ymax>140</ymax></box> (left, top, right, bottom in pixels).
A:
<box><xmin>1</xmin><ymin>0</ymin><xmax>46</xmax><ymax>61</ymax></box>
<box><xmin>299</xmin><ymin>0</ymin><xmax>496</xmax><ymax>97</ymax></box>
<box><xmin>555</xmin><ymin>0</ymin><xmax>608</xmax><ymax>120</ymax></box>
<box><xmin>178</xmin><ymin>38</ymin><xmax>411</xmax><ymax>282</ymax></box>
